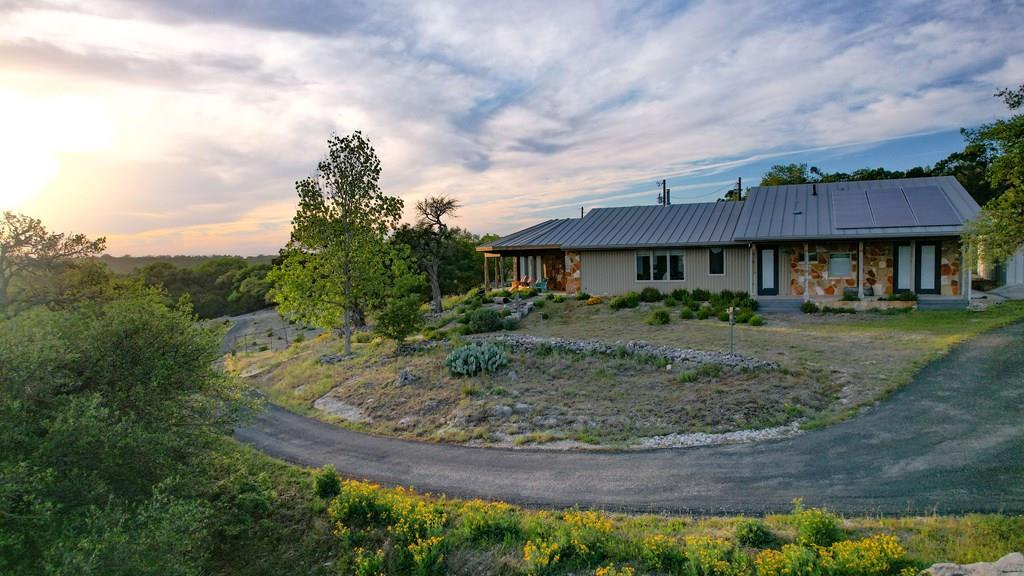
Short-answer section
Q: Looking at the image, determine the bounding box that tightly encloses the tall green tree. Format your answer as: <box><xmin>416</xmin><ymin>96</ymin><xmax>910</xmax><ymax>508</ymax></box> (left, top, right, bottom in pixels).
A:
<box><xmin>269</xmin><ymin>132</ymin><xmax>403</xmax><ymax>354</ymax></box>
<box><xmin>759</xmin><ymin>163</ymin><xmax>811</xmax><ymax>186</ymax></box>
<box><xmin>0</xmin><ymin>212</ymin><xmax>106</xmax><ymax>316</ymax></box>
<box><xmin>964</xmin><ymin>84</ymin><xmax>1024</xmax><ymax>265</ymax></box>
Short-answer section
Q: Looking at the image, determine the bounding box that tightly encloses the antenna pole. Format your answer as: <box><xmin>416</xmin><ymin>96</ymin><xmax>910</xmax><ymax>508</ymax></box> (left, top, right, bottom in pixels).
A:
<box><xmin>580</xmin><ymin>206</ymin><xmax>584</xmax><ymax>218</ymax></box>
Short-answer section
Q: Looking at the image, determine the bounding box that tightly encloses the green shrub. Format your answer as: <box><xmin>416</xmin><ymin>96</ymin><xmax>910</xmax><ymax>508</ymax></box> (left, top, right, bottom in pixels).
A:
<box><xmin>533</xmin><ymin>299</ymin><xmax>545</xmax><ymax>309</ymax></box>
<box><xmin>488</xmin><ymin>289</ymin><xmax>512</xmax><ymax>299</ymax></box>
<box><xmin>545</xmin><ymin>292</ymin><xmax>555</xmax><ymax>301</ymax></box>
<box><xmin>801</xmin><ymin>301</ymin><xmax>819</xmax><ymax>314</ymax></box>
<box><xmin>609</xmin><ymin>292</ymin><xmax>641</xmax><ymax>310</ymax></box>
<box><xmin>663</xmin><ymin>297</ymin><xmax>678</xmax><ymax>307</ymax></box>
<box><xmin>670</xmin><ymin>288</ymin><xmax>691</xmax><ymax>302</ymax></box>
<box><xmin>639</xmin><ymin>287</ymin><xmax>663</xmax><ymax>302</ymax></box>
<box><xmin>893</xmin><ymin>291</ymin><xmax>918</xmax><ymax>301</ymax></box>
<box><xmin>466</xmin><ymin>308</ymin><xmax>503</xmax><ymax>333</ymax></box>
<box><xmin>748</xmin><ymin>314</ymin><xmax>764</xmax><ymax>326</ymax></box>
<box><xmin>696</xmin><ymin>307</ymin><xmax>711</xmax><ymax>320</ymax></box>
<box><xmin>502</xmin><ymin>317</ymin><xmax>520</xmax><ymax>330</ymax></box>
<box><xmin>541</xmin><ymin>313</ymin><xmax>550</xmax><ymax>320</ymax></box>
<box><xmin>374</xmin><ymin>294</ymin><xmax>425</xmax><ymax>343</ymax></box>
<box><xmin>292</xmin><ymin>333</ymin><xmax>305</xmax><ymax>343</ymax></box>
<box><xmin>717</xmin><ymin>310</ymin><xmax>731</xmax><ymax>322</ymax></box>
<box><xmin>647</xmin><ymin>309</ymin><xmax>671</xmax><ymax>325</ymax></box>
<box><xmin>821</xmin><ymin>306</ymin><xmax>856</xmax><ymax>314</ymax></box>
<box><xmin>679</xmin><ymin>307</ymin><xmax>694</xmax><ymax>320</ymax></box>
<box><xmin>354</xmin><ymin>332</ymin><xmax>373</xmax><ymax>343</ymax></box>
<box><xmin>454</xmin><ymin>500</ymin><xmax>521</xmax><ymax>545</ymax></box>
<box><xmin>678</xmin><ymin>363</ymin><xmax>723</xmax><ymax>383</ymax></box>
<box><xmin>553</xmin><ymin>295</ymin><xmax>566</xmax><ymax>303</ymax></box>
<box><xmin>691</xmin><ymin>288</ymin><xmax>711</xmax><ymax>301</ymax></box>
<box><xmin>735</xmin><ymin>518</ymin><xmax>776</xmax><ymax>548</ymax></box>
<box><xmin>576</xmin><ymin>292</ymin><xmax>591</xmax><ymax>301</ymax></box>
<box><xmin>445</xmin><ymin>343</ymin><xmax>509</xmax><ymax>376</ymax></box>
<box><xmin>841</xmin><ymin>292</ymin><xmax>860</xmax><ymax>301</ymax></box>
<box><xmin>791</xmin><ymin>499</ymin><xmax>844</xmax><ymax>547</ymax></box>
<box><xmin>314</xmin><ymin>465</ymin><xmax>341</xmax><ymax>500</ymax></box>
<box><xmin>735</xmin><ymin>309</ymin><xmax>754</xmax><ymax>324</ymax></box>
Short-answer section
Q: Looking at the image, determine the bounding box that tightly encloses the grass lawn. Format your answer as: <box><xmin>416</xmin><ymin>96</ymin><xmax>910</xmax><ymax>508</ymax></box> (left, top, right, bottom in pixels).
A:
<box><xmin>226</xmin><ymin>300</ymin><xmax>1024</xmax><ymax>446</ymax></box>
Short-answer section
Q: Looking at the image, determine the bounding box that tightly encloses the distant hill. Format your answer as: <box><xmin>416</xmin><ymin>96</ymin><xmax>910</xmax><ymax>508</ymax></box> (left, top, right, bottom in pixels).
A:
<box><xmin>97</xmin><ymin>254</ymin><xmax>276</xmax><ymax>274</ymax></box>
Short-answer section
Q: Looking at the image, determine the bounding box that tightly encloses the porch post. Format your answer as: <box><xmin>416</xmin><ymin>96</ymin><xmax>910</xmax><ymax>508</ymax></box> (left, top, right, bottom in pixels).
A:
<box><xmin>857</xmin><ymin>241</ymin><xmax>864</xmax><ymax>299</ymax></box>
<box><xmin>749</xmin><ymin>243</ymin><xmax>755</xmax><ymax>296</ymax></box>
<box><xmin>499</xmin><ymin>256</ymin><xmax>505</xmax><ymax>287</ymax></box>
<box><xmin>964</xmin><ymin>243</ymin><xmax>972</xmax><ymax>303</ymax></box>
<box><xmin>803</xmin><ymin>242</ymin><xmax>810</xmax><ymax>302</ymax></box>
<box><xmin>483</xmin><ymin>254</ymin><xmax>489</xmax><ymax>288</ymax></box>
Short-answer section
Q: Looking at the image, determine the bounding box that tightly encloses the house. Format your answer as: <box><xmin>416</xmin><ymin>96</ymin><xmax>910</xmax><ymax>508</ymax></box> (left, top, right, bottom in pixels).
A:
<box><xmin>477</xmin><ymin>176</ymin><xmax>979</xmax><ymax>309</ymax></box>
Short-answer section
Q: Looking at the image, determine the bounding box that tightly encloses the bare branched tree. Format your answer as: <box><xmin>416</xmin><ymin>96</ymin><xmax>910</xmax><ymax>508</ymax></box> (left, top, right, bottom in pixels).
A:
<box><xmin>415</xmin><ymin>195</ymin><xmax>461</xmax><ymax>313</ymax></box>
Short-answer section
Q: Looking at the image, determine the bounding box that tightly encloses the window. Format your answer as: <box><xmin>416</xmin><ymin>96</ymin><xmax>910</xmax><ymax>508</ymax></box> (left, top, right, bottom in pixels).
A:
<box><xmin>653</xmin><ymin>250</ymin><xmax>669</xmax><ymax>280</ymax></box>
<box><xmin>708</xmin><ymin>247</ymin><xmax>725</xmax><ymax>275</ymax></box>
<box><xmin>635</xmin><ymin>252</ymin><xmax>651</xmax><ymax>281</ymax></box>
<box><xmin>669</xmin><ymin>251</ymin><xmax>685</xmax><ymax>280</ymax></box>
<box><xmin>828</xmin><ymin>253</ymin><xmax>852</xmax><ymax>277</ymax></box>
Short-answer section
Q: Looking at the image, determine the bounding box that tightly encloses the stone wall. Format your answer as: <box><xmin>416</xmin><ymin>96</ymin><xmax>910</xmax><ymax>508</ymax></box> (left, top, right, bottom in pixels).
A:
<box><xmin>861</xmin><ymin>242</ymin><xmax>893</xmax><ymax>297</ymax></box>
<box><xmin>788</xmin><ymin>242</ymin><xmax>859</xmax><ymax>298</ymax></box>
<box><xmin>543</xmin><ymin>254</ymin><xmax>567</xmax><ymax>291</ymax></box>
<box><xmin>564</xmin><ymin>251</ymin><xmax>581</xmax><ymax>294</ymax></box>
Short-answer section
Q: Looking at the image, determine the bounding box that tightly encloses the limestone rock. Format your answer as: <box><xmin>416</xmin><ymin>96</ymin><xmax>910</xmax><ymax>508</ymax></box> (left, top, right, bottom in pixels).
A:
<box><xmin>924</xmin><ymin>552</ymin><xmax>1024</xmax><ymax>576</ymax></box>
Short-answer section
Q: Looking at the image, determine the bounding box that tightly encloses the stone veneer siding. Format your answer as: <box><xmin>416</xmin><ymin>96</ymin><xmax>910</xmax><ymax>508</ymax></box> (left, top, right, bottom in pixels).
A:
<box><xmin>564</xmin><ymin>251</ymin><xmax>581</xmax><ymax>294</ymax></box>
<box><xmin>788</xmin><ymin>242</ymin><xmax>860</xmax><ymax>298</ymax></box>
<box><xmin>789</xmin><ymin>239</ymin><xmax>962</xmax><ymax>299</ymax></box>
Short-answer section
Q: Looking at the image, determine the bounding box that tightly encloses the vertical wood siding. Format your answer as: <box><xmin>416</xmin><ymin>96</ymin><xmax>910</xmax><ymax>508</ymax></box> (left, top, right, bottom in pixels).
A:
<box><xmin>580</xmin><ymin>247</ymin><xmax>750</xmax><ymax>295</ymax></box>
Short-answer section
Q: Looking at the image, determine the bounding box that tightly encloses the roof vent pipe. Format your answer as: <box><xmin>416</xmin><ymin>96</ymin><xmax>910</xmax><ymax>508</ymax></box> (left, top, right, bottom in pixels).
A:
<box><xmin>812</xmin><ymin>183</ymin><xmax>817</xmax><ymax>196</ymax></box>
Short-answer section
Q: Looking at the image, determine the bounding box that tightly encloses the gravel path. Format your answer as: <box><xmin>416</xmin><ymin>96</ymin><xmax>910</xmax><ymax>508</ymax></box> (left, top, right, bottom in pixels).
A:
<box><xmin>235</xmin><ymin>322</ymin><xmax>1024</xmax><ymax>514</ymax></box>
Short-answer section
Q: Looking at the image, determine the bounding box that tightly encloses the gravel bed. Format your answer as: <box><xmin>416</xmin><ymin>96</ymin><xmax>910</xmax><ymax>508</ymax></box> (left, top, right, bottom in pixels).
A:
<box><xmin>474</xmin><ymin>334</ymin><xmax>777</xmax><ymax>371</ymax></box>
<box><xmin>637</xmin><ymin>421</ymin><xmax>802</xmax><ymax>449</ymax></box>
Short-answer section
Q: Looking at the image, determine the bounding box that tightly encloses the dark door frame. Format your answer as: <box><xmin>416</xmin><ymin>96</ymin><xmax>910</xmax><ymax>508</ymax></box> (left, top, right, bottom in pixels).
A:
<box><xmin>915</xmin><ymin>240</ymin><xmax>941</xmax><ymax>295</ymax></box>
<box><xmin>892</xmin><ymin>241</ymin><xmax>912</xmax><ymax>293</ymax></box>
<box><xmin>757</xmin><ymin>245</ymin><xmax>779</xmax><ymax>296</ymax></box>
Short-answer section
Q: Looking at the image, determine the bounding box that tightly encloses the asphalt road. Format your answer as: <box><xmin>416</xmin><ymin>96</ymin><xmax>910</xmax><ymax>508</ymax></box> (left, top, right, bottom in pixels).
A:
<box><xmin>235</xmin><ymin>322</ymin><xmax>1024</xmax><ymax>515</ymax></box>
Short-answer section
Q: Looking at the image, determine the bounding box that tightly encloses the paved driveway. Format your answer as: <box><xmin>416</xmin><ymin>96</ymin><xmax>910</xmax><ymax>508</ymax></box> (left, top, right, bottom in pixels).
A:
<box><xmin>235</xmin><ymin>322</ymin><xmax>1024</xmax><ymax>514</ymax></box>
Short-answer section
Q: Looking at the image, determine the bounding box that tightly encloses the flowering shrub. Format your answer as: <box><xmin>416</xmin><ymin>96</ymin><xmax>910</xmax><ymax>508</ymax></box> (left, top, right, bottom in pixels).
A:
<box><xmin>755</xmin><ymin>544</ymin><xmax>819</xmax><ymax>576</ymax></box>
<box><xmin>561</xmin><ymin>509</ymin><xmax>615</xmax><ymax>561</ymax></box>
<box><xmin>595</xmin><ymin>563</ymin><xmax>636</xmax><ymax>576</ymax></box>
<box><xmin>407</xmin><ymin>535</ymin><xmax>446</xmax><ymax>576</ymax></box>
<box><xmin>818</xmin><ymin>534</ymin><xmax>906</xmax><ymax>576</ymax></box>
<box><xmin>641</xmin><ymin>533</ymin><xmax>687</xmax><ymax>573</ymax></box>
<box><xmin>791</xmin><ymin>500</ymin><xmax>844</xmax><ymax>547</ymax></box>
<box><xmin>586</xmin><ymin>296</ymin><xmax>603</xmax><ymax>305</ymax></box>
<box><xmin>684</xmin><ymin>536</ymin><xmax>750</xmax><ymax>576</ymax></box>
<box><xmin>454</xmin><ymin>499</ymin><xmax>521</xmax><ymax>544</ymax></box>
<box><xmin>735</xmin><ymin>518</ymin><xmax>776</xmax><ymax>548</ymax></box>
<box><xmin>352</xmin><ymin>547</ymin><xmax>386</xmax><ymax>576</ymax></box>
<box><xmin>523</xmin><ymin>538</ymin><xmax>562</xmax><ymax>575</ymax></box>
<box><xmin>329</xmin><ymin>479</ymin><xmax>446</xmax><ymax>546</ymax></box>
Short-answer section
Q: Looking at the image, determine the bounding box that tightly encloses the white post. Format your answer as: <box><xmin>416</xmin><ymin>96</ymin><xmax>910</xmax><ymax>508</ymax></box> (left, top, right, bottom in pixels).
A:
<box><xmin>858</xmin><ymin>241</ymin><xmax>864</xmax><ymax>299</ymax></box>
<box><xmin>964</xmin><ymin>243</ymin><xmax>972</xmax><ymax>304</ymax></box>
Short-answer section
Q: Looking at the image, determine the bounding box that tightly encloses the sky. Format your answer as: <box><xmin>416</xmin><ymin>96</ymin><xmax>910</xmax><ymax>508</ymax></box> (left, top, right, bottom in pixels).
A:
<box><xmin>1</xmin><ymin>0</ymin><xmax>1021</xmax><ymax>256</ymax></box>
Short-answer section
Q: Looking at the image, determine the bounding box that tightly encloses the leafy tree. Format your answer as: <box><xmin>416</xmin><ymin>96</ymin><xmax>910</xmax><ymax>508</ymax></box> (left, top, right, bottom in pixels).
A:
<box><xmin>0</xmin><ymin>212</ymin><xmax>106</xmax><ymax>316</ymax></box>
<box><xmin>0</xmin><ymin>289</ymin><xmax>246</xmax><ymax>575</ymax></box>
<box><xmin>964</xmin><ymin>84</ymin><xmax>1024</xmax><ymax>265</ymax></box>
<box><xmin>135</xmin><ymin>257</ymin><xmax>271</xmax><ymax>318</ymax></box>
<box><xmin>759</xmin><ymin>163</ymin><xmax>811</xmax><ymax>186</ymax></box>
<box><xmin>373</xmin><ymin>252</ymin><xmax>426</xmax><ymax>343</ymax></box>
<box><xmin>269</xmin><ymin>132</ymin><xmax>403</xmax><ymax>354</ymax></box>
<box><xmin>393</xmin><ymin>196</ymin><xmax>461</xmax><ymax>313</ymax></box>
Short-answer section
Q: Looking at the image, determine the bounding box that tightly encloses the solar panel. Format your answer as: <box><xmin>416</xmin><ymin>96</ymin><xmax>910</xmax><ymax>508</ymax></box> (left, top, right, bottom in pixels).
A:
<box><xmin>832</xmin><ymin>188</ymin><xmax>874</xmax><ymax>229</ymax></box>
<box><xmin>903</xmin><ymin>186</ymin><xmax>960</xmax><ymax>226</ymax></box>
<box><xmin>866</xmin><ymin>188</ymin><xmax>916</xmax><ymax>227</ymax></box>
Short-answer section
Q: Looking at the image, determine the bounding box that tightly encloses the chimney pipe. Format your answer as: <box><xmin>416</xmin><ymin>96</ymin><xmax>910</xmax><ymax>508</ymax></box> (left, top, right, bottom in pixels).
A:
<box><xmin>580</xmin><ymin>206</ymin><xmax>584</xmax><ymax>218</ymax></box>
<box><xmin>812</xmin><ymin>183</ymin><xmax>817</xmax><ymax>196</ymax></box>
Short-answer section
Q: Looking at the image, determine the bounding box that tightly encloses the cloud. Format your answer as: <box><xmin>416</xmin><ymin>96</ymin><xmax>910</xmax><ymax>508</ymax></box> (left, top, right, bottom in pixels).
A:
<box><xmin>2</xmin><ymin>0</ymin><xmax>1021</xmax><ymax>254</ymax></box>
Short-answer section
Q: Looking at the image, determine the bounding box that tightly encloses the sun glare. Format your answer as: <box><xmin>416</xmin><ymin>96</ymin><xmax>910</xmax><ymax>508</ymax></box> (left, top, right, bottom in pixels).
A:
<box><xmin>0</xmin><ymin>90</ymin><xmax>114</xmax><ymax>211</ymax></box>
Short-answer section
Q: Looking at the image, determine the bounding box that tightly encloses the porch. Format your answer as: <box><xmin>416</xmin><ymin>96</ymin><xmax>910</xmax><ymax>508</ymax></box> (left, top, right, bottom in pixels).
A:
<box><xmin>481</xmin><ymin>250</ymin><xmax>576</xmax><ymax>292</ymax></box>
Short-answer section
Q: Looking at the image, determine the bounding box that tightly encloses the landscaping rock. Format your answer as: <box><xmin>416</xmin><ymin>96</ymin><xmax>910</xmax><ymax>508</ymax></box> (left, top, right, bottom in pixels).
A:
<box><xmin>489</xmin><ymin>405</ymin><xmax>513</xmax><ymax>418</ymax></box>
<box><xmin>313</xmin><ymin>394</ymin><xmax>370</xmax><ymax>422</ymax></box>
<box><xmin>512</xmin><ymin>402</ymin><xmax>533</xmax><ymax>415</ymax></box>
<box><xmin>319</xmin><ymin>353</ymin><xmax>355</xmax><ymax>365</ymax></box>
<box><xmin>638</xmin><ymin>421</ymin><xmax>802</xmax><ymax>449</ymax></box>
<box><xmin>395</xmin><ymin>368</ymin><xmax>421</xmax><ymax>387</ymax></box>
<box><xmin>924</xmin><ymin>552</ymin><xmax>1024</xmax><ymax>576</ymax></box>
<box><xmin>471</xmin><ymin>334</ymin><xmax>777</xmax><ymax>371</ymax></box>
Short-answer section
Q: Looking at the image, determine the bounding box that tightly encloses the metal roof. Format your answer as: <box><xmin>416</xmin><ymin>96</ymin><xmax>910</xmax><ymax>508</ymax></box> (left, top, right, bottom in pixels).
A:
<box><xmin>478</xmin><ymin>218</ymin><xmax>581</xmax><ymax>251</ymax></box>
<box><xmin>560</xmin><ymin>201</ymin><xmax>746</xmax><ymax>249</ymax></box>
<box><xmin>733</xmin><ymin>176</ymin><xmax>979</xmax><ymax>241</ymax></box>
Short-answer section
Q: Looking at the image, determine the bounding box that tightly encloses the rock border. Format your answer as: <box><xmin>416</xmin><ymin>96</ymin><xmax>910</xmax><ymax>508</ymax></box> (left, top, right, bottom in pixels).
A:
<box><xmin>474</xmin><ymin>334</ymin><xmax>777</xmax><ymax>372</ymax></box>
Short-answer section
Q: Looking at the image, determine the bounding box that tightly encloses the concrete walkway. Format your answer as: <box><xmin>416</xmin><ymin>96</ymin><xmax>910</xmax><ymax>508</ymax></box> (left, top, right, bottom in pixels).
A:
<box><xmin>235</xmin><ymin>322</ymin><xmax>1024</xmax><ymax>515</ymax></box>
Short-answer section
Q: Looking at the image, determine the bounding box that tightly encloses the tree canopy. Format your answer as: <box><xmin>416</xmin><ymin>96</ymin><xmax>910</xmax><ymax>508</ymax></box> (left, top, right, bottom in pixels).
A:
<box><xmin>269</xmin><ymin>132</ymin><xmax>404</xmax><ymax>354</ymax></box>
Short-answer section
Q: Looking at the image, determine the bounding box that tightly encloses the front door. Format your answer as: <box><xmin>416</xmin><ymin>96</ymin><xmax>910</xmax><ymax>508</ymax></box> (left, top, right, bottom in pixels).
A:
<box><xmin>915</xmin><ymin>241</ymin><xmax>941</xmax><ymax>294</ymax></box>
<box><xmin>893</xmin><ymin>242</ymin><xmax>912</xmax><ymax>293</ymax></box>
<box><xmin>757</xmin><ymin>246</ymin><xmax>778</xmax><ymax>296</ymax></box>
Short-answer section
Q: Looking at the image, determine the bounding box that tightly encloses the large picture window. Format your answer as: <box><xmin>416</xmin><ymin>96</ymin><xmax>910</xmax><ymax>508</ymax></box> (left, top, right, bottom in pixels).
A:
<box><xmin>708</xmin><ymin>247</ymin><xmax>725</xmax><ymax>275</ymax></box>
<box><xmin>828</xmin><ymin>253</ymin><xmax>853</xmax><ymax>277</ymax></box>
<box><xmin>635</xmin><ymin>252</ymin><xmax>651</xmax><ymax>281</ymax></box>
<box><xmin>636</xmin><ymin>250</ymin><xmax>684</xmax><ymax>281</ymax></box>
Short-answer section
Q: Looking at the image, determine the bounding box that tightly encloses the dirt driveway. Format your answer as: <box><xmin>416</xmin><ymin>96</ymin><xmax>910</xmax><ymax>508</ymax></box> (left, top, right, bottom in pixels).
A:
<box><xmin>235</xmin><ymin>321</ymin><xmax>1024</xmax><ymax>514</ymax></box>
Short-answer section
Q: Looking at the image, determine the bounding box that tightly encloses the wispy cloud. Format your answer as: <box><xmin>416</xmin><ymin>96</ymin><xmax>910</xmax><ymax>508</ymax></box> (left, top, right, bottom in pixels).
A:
<box><xmin>2</xmin><ymin>0</ymin><xmax>1021</xmax><ymax>254</ymax></box>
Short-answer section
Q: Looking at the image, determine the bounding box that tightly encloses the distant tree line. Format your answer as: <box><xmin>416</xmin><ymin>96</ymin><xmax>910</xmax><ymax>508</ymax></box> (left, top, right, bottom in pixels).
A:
<box><xmin>96</xmin><ymin>253</ymin><xmax>274</xmax><ymax>274</ymax></box>
<box><xmin>135</xmin><ymin>257</ymin><xmax>273</xmax><ymax>318</ymax></box>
